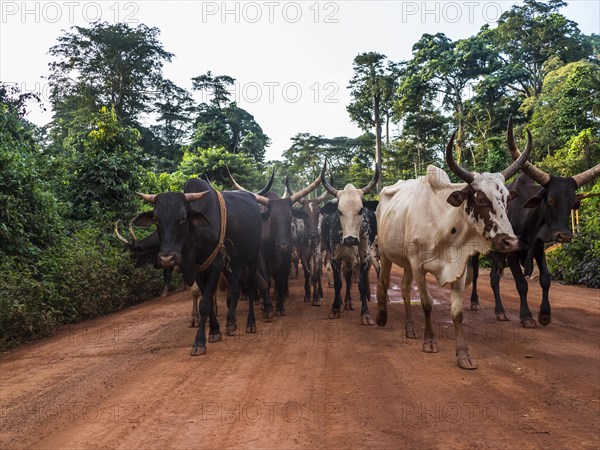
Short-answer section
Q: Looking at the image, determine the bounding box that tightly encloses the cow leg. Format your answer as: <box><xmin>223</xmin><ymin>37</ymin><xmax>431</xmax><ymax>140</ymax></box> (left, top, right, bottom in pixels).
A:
<box><xmin>533</xmin><ymin>245</ymin><xmax>551</xmax><ymax>326</ymax></box>
<box><xmin>358</xmin><ymin>262</ymin><xmax>374</xmax><ymax>325</ymax></box>
<box><xmin>190</xmin><ymin>282</ymin><xmax>200</xmax><ymax>327</ymax></box>
<box><xmin>469</xmin><ymin>255</ymin><xmax>480</xmax><ymax>311</ymax></box>
<box><xmin>208</xmin><ymin>293</ymin><xmax>222</xmax><ymax>343</ymax></box>
<box><xmin>376</xmin><ymin>254</ymin><xmax>392</xmax><ymax>327</ymax></box>
<box><xmin>344</xmin><ymin>265</ymin><xmax>355</xmax><ymax>311</ymax></box>
<box><xmin>507</xmin><ymin>253</ymin><xmax>535</xmax><ymax>327</ymax></box>
<box><xmin>302</xmin><ymin>257</ymin><xmax>311</xmax><ymax>302</ymax></box>
<box><xmin>244</xmin><ymin>260</ymin><xmax>258</xmax><ymax>334</ymax></box>
<box><xmin>191</xmin><ymin>271</ymin><xmax>221</xmax><ymax>356</ymax></box>
<box><xmin>274</xmin><ymin>268</ymin><xmax>287</xmax><ymax>317</ymax></box>
<box><xmin>451</xmin><ymin>274</ymin><xmax>476</xmax><ymax>369</ymax></box>
<box><xmin>328</xmin><ymin>260</ymin><xmax>343</xmax><ymax>319</ymax></box>
<box><xmin>490</xmin><ymin>253</ymin><xmax>509</xmax><ymax>321</ymax></box>
<box><xmin>161</xmin><ymin>267</ymin><xmax>173</xmax><ymax>297</ymax></box>
<box><xmin>312</xmin><ymin>253</ymin><xmax>322</xmax><ymax>306</ymax></box>
<box><xmin>413</xmin><ymin>269</ymin><xmax>438</xmax><ymax>353</ymax></box>
<box><xmin>401</xmin><ymin>269</ymin><xmax>417</xmax><ymax>339</ymax></box>
<box><xmin>259</xmin><ymin>256</ymin><xmax>274</xmax><ymax>320</ymax></box>
<box><xmin>224</xmin><ymin>270</ymin><xmax>241</xmax><ymax>335</ymax></box>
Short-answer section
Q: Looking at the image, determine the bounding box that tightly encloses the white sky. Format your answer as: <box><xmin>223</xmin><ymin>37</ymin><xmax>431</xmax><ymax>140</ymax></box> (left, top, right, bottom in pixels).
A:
<box><xmin>1</xmin><ymin>1</ymin><xmax>598</xmax><ymax>161</ymax></box>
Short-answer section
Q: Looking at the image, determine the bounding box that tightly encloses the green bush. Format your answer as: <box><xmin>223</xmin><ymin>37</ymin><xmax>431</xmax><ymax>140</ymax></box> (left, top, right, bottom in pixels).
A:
<box><xmin>0</xmin><ymin>226</ymin><xmax>164</xmax><ymax>351</ymax></box>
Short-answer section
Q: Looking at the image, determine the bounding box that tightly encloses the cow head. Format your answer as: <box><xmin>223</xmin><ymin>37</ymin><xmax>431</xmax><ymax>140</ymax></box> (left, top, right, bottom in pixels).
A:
<box><xmin>286</xmin><ymin>175</ymin><xmax>329</xmax><ymax>241</ymax></box>
<box><xmin>320</xmin><ymin>160</ymin><xmax>380</xmax><ymax>247</ymax></box>
<box><xmin>507</xmin><ymin>117</ymin><xmax>600</xmax><ymax>243</ymax></box>
<box><xmin>227</xmin><ymin>168</ymin><xmax>320</xmax><ymax>253</ymax></box>
<box><xmin>445</xmin><ymin>122</ymin><xmax>531</xmax><ymax>253</ymax></box>
<box><xmin>133</xmin><ymin>191</ymin><xmax>210</xmax><ymax>267</ymax></box>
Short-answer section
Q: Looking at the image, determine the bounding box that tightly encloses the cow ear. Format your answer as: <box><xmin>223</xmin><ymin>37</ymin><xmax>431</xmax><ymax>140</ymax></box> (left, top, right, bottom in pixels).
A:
<box><xmin>132</xmin><ymin>211</ymin><xmax>154</xmax><ymax>227</ymax></box>
<box><xmin>190</xmin><ymin>211</ymin><xmax>210</xmax><ymax>227</ymax></box>
<box><xmin>573</xmin><ymin>199</ymin><xmax>581</xmax><ymax>211</ymax></box>
<box><xmin>447</xmin><ymin>190</ymin><xmax>467</xmax><ymax>207</ymax></box>
<box><xmin>362</xmin><ymin>200</ymin><xmax>379</xmax><ymax>211</ymax></box>
<box><xmin>522</xmin><ymin>188</ymin><xmax>545</xmax><ymax>209</ymax></box>
<box><xmin>320</xmin><ymin>201</ymin><xmax>338</xmax><ymax>215</ymax></box>
<box><xmin>508</xmin><ymin>190</ymin><xmax>518</xmax><ymax>202</ymax></box>
<box><xmin>292</xmin><ymin>208</ymin><xmax>308</xmax><ymax>219</ymax></box>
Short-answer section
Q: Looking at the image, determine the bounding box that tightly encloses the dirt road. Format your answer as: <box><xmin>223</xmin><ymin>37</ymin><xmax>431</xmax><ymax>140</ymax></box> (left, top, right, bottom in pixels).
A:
<box><xmin>1</xmin><ymin>267</ymin><xmax>599</xmax><ymax>449</ymax></box>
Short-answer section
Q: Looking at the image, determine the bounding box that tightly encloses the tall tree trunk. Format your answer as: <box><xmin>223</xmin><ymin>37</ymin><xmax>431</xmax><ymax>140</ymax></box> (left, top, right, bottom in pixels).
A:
<box><xmin>374</xmin><ymin>93</ymin><xmax>382</xmax><ymax>193</ymax></box>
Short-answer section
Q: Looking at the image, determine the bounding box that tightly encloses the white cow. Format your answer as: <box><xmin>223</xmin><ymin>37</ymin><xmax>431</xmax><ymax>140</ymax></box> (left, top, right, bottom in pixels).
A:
<box><xmin>376</xmin><ymin>130</ymin><xmax>531</xmax><ymax>369</ymax></box>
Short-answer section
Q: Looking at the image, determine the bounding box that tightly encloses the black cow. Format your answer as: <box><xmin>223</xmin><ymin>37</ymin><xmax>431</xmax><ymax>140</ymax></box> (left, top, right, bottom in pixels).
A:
<box><xmin>134</xmin><ymin>178</ymin><xmax>263</xmax><ymax>356</ymax></box>
<box><xmin>286</xmin><ymin>177</ymin><xmax>329</xmax><ymax>306</ymax></box>
<box><xmin>470</xmin><ymin>119</ymin><xmax>600</xmax><ymax>327</ymax></box>
<box><xmin>114</xmin><ymin>221</ymin><xmax>180</xmax><ymax>298</ymax></box>
<box><xmin>320</xmin><ymin>162</ymin><xmax>380</xmax><ymax>325</ymax></box>
<box><xmin>227</xmin><ymin>169</ymin><xmax>321</xmax><ymax>317</ymax></box>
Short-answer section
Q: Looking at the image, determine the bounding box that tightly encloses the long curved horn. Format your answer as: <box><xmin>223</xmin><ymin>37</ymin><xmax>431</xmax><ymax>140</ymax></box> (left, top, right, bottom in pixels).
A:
<box><xmin>506</xmin><ymin>115</ymin><xmax>550</xmax><ymax>186</ymax></box>
<box><xmin>572</xmin><ymin>164</ymin><xmax>600</xmax><ymax>188</ymax></box>
<box><xmin>114</xmin><ymin>220</ymin><xmax>130</xmax><ymax>245</ymax></box>
<box><xmin>226</xmin><ymin>166</ymin><xmax>270</xmax><ymax>206</ymax></box>
<box><xmin>136</xmin><ymin>192</ymin><xmax>157</xmax><ymax>203</ymax></box>
<box><xmin>290</xmin><ymin>174</ymin><xmax>322</xmax><ymax>204</ymax></box>
<box><xmin>320</xmin><ymin>159</ymin><xmax>339</xmax><ymax>196</ymax></box>
<box><xmin>361</xmin><ymin>164</ymin><xmax>380</xmax><ymax>195</ymax></box>
<box><xmin>285</xmin><ymin>175</ymin><xmax>295</xmax><ymax>198</ymax></box>
<box><xmin>185</xmin><ymin>191</ymin><xmax>209</xmax><ymax>202</ymax></box>
<box><xmin>128</xmin><ymin>219</ymin><xmax>137</xmax><ymax>242</ymax></box>
<box><xmin>316</xmin><ymin>189</ymin><xmax>330</xmax><ymax>203</ymax></box>
<box><xmin>445</xmin><ymin>131</ymin><xmax>474</xmax><ymax>184</ymax></box>
<box><xmin>257</xmin><ymin>168</ymin><xmax>275</xmax><ymax>195</ymax></box>
<box><xmin>501</xmin><ymin>128</ymin><xmax>532</xmax><ymax>181</ymax></box>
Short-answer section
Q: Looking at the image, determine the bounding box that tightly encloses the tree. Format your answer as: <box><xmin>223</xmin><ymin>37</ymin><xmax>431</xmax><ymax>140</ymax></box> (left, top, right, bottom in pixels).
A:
<box><xmin>484</xmin><ymin>0</ymin><xmax>592</xmax><ymax>103</ymax></box>
<box><xmin>65</xmin><ymin>106</ymin><xmax>143</xmax><ymax>222</ymax></box>
<box><xmin>398</xmin><ymin>33</ymin><xmax>497</xmax><ymax>164</ymax></box>
<box><xmin>347</xmin><ymin>52</ymin><xmax>399</xmax><ymax>189</ymax></box>
<box><xmin>48</xmin><ymin>21</ymin><xmax>174</xmax><ymax>126</ymax></box>
<box><xmin>190</xmin><ymin>71</ymin><xmax>270</xmax><ymax>165</ymax></box>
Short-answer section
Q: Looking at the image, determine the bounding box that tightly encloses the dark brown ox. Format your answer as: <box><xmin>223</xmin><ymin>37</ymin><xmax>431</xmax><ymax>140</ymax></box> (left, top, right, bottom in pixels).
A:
<box><xmin>227</xmin><ymin>169</ymin><xmax>321</xmax><ymax>317</ymax></box>
<box><xmin>470</xmin><ymin>117</ymin><xmax>600</xmax><ymax>327</ymax></box>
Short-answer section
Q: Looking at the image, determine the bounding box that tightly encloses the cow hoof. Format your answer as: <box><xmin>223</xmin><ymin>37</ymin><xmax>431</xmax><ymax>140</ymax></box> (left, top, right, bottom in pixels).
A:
<box><xmin>361</xmin><ymin>314</ymin><xmax>375</xmax><ymax>326</ymax></box>
<box><xmin>312</xmin><ymin>299</ymin><xmax>321</xmax><ymax>307</ymax></box>
<box><xmin>470</xmin><ymin>303</ymin><xmax>480</xmax><ymax>311</ymax></box>
<box><xmin>521</xmin><ymin>318</ymin><xmax>536</xmax><ymax>328</ymax></box>
<box><xmin>496</xmin><ymin>313</ymin><xmax>509</xmax><ymax>321</ymax></box>
<box><xmin>209</xmin><ymin>333</ymin><xmax>222</xmax><ymax>343</ymax></box>
<box><xmin>405</xmin><ymin>327</ymin><xmax>417</xmax><ymax>339</ymax></box>
<box><xmin>246</xmin><ymin>324</ymin><xmax>257</xmax><ymax>334</ymax></box>
<box><xmin>422</xmin><ymin>341</ymin><xmax>438</xmax><ymax>353</ymax></box>
<box><xmin>226</xmin><ymin>323</ymin><xmax>238</xmax><ymax>335</ymax></box>
<box><xmin>304</xmin><ymin>297</ymin><xmax>310</xmax><ymax>303</ymax></box>
<box><xmin>376</xmin><ymin>311</ymin><xmax>387</xmax><ymax>327</ymax></box>
<box><xmin>161</xmin><ymin>291</ymin><xmax>169</xmax><ymax>298</ymax></box>
<box><xmin>189</xmin><ymin>319</ymin><xmax>199</xmax><ymax>328</ymax></box>
<box><xmin>457</xmin><ymin>355</ymin><xmax>477</xmax><ymax>370</ymax></box>
<box><xmin>538</xmin><ymin>313</ymin><xmax>551</xmax><ymax>326</ymax></box>
<box><xmin>254</xmin><ymin>300</ymin><xmax>261</xmax><ymax>306</ymax></box>
<box><xmin>190</xmin><ymin>345</ymin><xmax>206</xmax><ymax>356</ymax></box>
<box><xmin>328</xmin><ymin>309</ymin><xmax>341</xmax><ymax>320</ymax></box>
<box><xmin>345</xmin><ymin>302</ymin><xmax>355</xmax><ymax>311</ymax></box>
<box><xmin>275</xmin><ymin>310</ymin><xmax>286</xmax><ymax>317</ymax></box>
<box><xmin>263</xmin><ymin>311</ymin><xmax>274</xmax><ymax>321</ymax></box>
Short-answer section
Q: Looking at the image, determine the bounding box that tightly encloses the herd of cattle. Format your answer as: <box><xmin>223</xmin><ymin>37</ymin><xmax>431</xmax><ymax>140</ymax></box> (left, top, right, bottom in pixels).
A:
<box><xmin>114</xmin><ymin>119</ymin><xmax>600</xmax><ymax>369</ymax></box>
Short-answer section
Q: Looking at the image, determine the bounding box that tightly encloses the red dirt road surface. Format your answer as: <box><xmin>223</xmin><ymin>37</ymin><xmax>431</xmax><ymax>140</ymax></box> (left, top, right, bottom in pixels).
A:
<box><xmin>1</xmin><ymin>266</ymin><xmax>599</xmax><ymax>449</ymax></box>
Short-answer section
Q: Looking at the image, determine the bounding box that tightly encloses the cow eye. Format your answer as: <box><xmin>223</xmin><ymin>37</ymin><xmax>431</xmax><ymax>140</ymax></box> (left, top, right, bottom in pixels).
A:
<box><xmin>153</xmin><ymin>217</ymin><xmax>159</xmax><ymax>225</ymax></box>
<box><xmin>358</xmin><ymin>208</ymin><xmax>363</xmax><ymax>215</ymax></box>
<box><xmin>547</xmin><ymin>197</ymin><xmax>555</xmax><ymax>206</ymax></box>
<box><xmin>476</xmin><ymin>196</ymin><xmax>490</xmax><ymax>206</ymax></box>
<box><xmin>179</xmin><ymin>217</ymin><xmax>186</xmax><ymax>224</ymax></box>
<box><xmin>338</xmin><ymin>210</ymin><xmax>343</xmax><ymax>217</ymax></box>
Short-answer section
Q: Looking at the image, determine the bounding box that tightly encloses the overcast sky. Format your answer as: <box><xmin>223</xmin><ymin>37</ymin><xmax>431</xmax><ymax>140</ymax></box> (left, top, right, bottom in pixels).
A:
<box><xmin>1</xmin><ymin>1</ymin><xmax>598</xmax><ymax>160</ymax></box>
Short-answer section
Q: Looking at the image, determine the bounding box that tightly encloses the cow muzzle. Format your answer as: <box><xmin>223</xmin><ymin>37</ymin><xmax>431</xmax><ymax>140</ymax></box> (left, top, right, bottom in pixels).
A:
<box><xmin>276</xmin><ymin>242</ymin><xmax>292</xmax><ymax>253</ymax></box>
<box><xmin>159</xmin><ymin>253</ymin><xmax>179</xmax><ymax>268</ymax></box>
<box><xmin>552</xmin><ymin>230</ymin><xmax>572</xmax><ymax>244</ymax></box>
<box><xmin>343</xmin><ymin>236</ymin><xmax>359</xmax><ymax>247</ymax></box>
<box><xmin>490</xmin><ymin>234</ymin><xmax>519</xmax><ymax>253</ymax></box>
